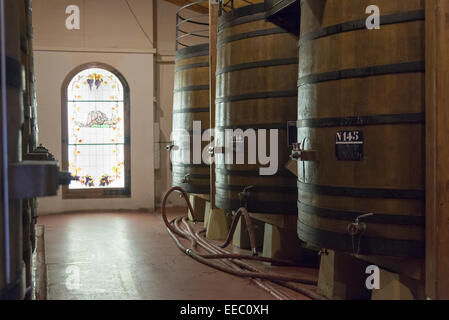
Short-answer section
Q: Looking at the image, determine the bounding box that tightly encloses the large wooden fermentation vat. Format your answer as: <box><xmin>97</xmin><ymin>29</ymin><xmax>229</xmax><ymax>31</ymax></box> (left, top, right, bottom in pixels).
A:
<box><xmin>297</xmin><ymin>0</ymin><xmax>425</xmax><ymax>258</ymax></box>
<box><xmin>214</xmin><ymin>3</ymin><xmax>299</xmax><ymax>214</ymax></box>
<box><xmin>172</xmin><ymin>44</ymin><xmax>210</xmax><ymax>194</ymax></box>
<box><xmin>0</xmin><ymin>0</ymin><xmax>26</xmax><ymax>299</ymax></box>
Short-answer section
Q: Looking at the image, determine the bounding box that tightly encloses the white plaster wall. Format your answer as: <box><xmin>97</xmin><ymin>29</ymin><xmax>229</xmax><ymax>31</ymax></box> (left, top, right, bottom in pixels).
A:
<box><xmin>35</xmin><ymin>51</ymin><xmax>155</xmax><ymax>214</ymax></box>
<box><xmin>33</xmin><ymin>0</ymin><xmax>154</xmax><ymax>51</ymax></box>
<box><xmin>157</xmin><ymin>0</ymin><xmax>177</xmax><ymax>56</ymax></box>
<box><xmin>32</xmin><ymin>0</ymin><xmax>190</xmax><ymax>212</ymax></box>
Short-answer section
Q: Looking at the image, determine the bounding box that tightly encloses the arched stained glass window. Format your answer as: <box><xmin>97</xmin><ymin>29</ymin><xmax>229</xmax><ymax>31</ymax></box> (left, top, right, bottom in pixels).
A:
<box><xmin>62</xmin><ymin>65</ymin><xmax>130</xmax><ymax>198</ymax></box>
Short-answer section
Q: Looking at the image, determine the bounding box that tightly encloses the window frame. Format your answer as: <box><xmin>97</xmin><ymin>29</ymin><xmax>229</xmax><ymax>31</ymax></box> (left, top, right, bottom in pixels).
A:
<box><xmin>61</xmin><ymin>62</ymin><xmax>131</xmax><ymax>199</ymax></box>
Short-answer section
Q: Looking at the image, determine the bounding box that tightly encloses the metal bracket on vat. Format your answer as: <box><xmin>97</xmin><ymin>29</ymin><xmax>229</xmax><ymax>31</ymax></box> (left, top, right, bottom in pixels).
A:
<box><xmin>291</xmin><ymin>139</ymin><xmax>319</xmax><ymax>182</ymax></box>
<box><xmin>8</xmin><ymin>160</ymin><xmax>74</xmax><ymax>199</ymax></box>
<box><xmin>347</xmin><ymin>212</ymin><xmax>375</xmax><ymax>255</ymax></box>
<box><xmin>208</xmin><ymin>146</ymin><xmax>224</xmax><ymax>156</ymax></box>
<box><xmin>290</xmin><ymin>141</ymin><xmax>318</xmax><ymax>162</ymax></box>
<box><xmin>318</xmin><ymin>248</ymin><xmax>329</xmax><ymax>256</ymax></box>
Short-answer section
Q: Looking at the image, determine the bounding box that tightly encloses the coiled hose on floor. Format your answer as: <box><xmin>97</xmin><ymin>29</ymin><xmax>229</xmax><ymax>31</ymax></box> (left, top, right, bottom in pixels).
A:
<box><xmin>161</xmin><ymin>186</ymin><xmax>327</xmax><ymax>300</ymax></box>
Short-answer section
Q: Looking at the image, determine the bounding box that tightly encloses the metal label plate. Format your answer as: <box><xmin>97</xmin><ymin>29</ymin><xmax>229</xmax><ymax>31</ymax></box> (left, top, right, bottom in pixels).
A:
<box><xmin>335</xmin><ymin>130</ymin><xmax>364</xmax><ymax>161</ymax></box>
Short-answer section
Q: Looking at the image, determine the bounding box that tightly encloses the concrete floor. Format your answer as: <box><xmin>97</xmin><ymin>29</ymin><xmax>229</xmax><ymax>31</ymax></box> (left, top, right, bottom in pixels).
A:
<box><xmin>38</xmin><ymin>209</ymin><xmax>318</xmax><ymax>300</ymax></box>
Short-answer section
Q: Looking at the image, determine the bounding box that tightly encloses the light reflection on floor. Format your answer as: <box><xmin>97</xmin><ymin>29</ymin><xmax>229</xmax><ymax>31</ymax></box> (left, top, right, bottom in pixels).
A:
<box><xmin>39</xmin><ymin>210</ymin><xmax>317</xmax><ymax>300</ymax></box>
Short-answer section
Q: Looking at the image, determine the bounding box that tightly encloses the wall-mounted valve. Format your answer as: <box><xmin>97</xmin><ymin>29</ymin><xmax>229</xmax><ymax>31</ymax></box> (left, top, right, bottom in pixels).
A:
<box><xmin>8</xmin><ymin>160</ymin><xmax>76</xmax><ymax>199</ymax></box>
<box><xmin>59</xmin><ymin>171</ymin><xmax>77</xmax><ymax>186</ymax></box>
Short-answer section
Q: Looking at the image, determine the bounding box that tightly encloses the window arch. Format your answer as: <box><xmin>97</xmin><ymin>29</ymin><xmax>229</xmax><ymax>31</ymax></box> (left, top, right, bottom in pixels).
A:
<box><xmin>61</xmin><ymin>63</ymin><xmax>130</xmax><ymax>198</ymax></box>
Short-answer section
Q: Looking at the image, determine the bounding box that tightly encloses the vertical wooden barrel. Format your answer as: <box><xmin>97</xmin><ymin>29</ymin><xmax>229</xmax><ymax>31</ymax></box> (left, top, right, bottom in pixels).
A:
<box><xmin>172</xmin><ymin>44</ymin><xmax>210</xmax><ymax>194</ymax></box>
<box><xmin>297</xmin><ymin>0</ymin><xmax>425</xmax><ymax>258</ymax></box>
<box><xmin>21</xmin><ymin>0</ymin><xmax>37</xmax><ymax>155</ymax></box>
<box><xmin>215</xmin><ymin>3</ymin><xmax>299</xmax><ymax>214</ymax></box>
<box><xmin>0</xmin><ymin>0</ymin><xmax>26</xmax><ymax>300</ymax></box>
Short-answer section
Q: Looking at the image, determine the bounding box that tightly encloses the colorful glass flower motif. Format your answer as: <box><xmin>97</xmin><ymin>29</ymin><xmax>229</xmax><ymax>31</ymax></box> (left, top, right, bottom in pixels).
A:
<box><xmin>87</xmin><ymin>74</ymin><xmax>94</xmax><ymax>90</ymax></box>
<box><xmin>100</xmin><ymin>174</ymin><xmax>111</xmax><ymax>186</ymax></box>
<box><xmin>80</xmin><ymin>174</ymin><xmax>95</xmax><ymax>187</ymax></box>
<box><xmin>95</xmin><ymin>74</ymin><xmax>103</xmax><ymax>89</ymax></box>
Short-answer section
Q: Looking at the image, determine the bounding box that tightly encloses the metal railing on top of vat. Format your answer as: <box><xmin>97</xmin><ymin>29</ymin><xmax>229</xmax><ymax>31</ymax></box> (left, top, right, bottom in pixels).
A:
<box><xmin>176</xmin><ymin>0</ymin><xmax>209</xmax><ymax>50</ymax></box>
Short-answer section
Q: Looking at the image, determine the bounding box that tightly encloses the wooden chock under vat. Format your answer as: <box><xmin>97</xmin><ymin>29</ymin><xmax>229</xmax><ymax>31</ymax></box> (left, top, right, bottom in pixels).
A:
<box><xmin>262</xmin><ymin>222</ymin><xmax>317</xmax><ymax>266</ymax></box>
<box><xmin>206</xmin><ymin>208</ymin><xmax>230</xmax><ymax>241</ymax></box>
<box><xmin>188</xmin><ymin>194</ymin><xmax>209</xmax><ymax>222</ymax></box>
<box><xmin>250</xmin><ymin>213</ymin><xmax>297</xmax><ymax>230</ymax></box>
<box><xmin>204</xmin><ymin>200</ymin><xmax>211</xmax><ymax>229</ymax></box>
<box><xmin>317</xmin><ymin>250</ymin><xmax>372</xmax><ymax>300</ymax></box>
<box><xmin>231</xmin><ymin>212</ymin><xmax>264</xmax><ymax>250</ymax></box>
<box><xmin>371</xmin><ymin>268</ymin><xmax>425</xmax><ymax>300</ymax></box>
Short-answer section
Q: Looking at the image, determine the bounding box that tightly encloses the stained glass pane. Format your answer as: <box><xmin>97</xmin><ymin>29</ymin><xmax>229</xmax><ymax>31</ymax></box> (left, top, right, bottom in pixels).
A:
<box><xmin>68</xmin><ymin>145</ymin><xmax>125</xmax><ymax>189</ymax></box>
<box><xmin>67</xmin><ymin>68</ymin><xmax>126</xmax><ymax>190</ymax></box>
<box><xmin>68</xmin><ymin>67</ymin><xmax>124</xmax><ymax>102</ymax></box>
<box><xmin>68</xmin><ymin>101</ymin><xmax>124</xmax><ymax>145</ymax></box>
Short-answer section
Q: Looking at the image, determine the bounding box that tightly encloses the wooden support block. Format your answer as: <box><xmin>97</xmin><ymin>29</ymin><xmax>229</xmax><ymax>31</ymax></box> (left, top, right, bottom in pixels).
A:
<box><xmin>206</xmin><ymin>208</ymin><xmax>230</xmax><ymax>241</ymax></box>
<box><xmin>188</xmin><ymin>194</ymin><xmax>208</xmax><ymax>222</ymax></box>
<box><xmin>231</xmin><ymin>213</ymin><xmax>265</xmax><ymax>250</ymax></box>
<box><xmin>204</xmin><ymin>200</ymin><xmax>211</xmax><ymax>229</ymax></box>
<box><xmin>371</xmin><ymin>268</ymin><xmax>425</xmax><ymax>300</ymax></box>
<box><xmin>192</xmin><ymin>193</ymin><xmax>210</xmax><ymax>201</ymax></box>
<box><xmin>317</xmin><ymin>250</ymin><xmax>371</xmax><ymax>300</ymax></box>
<box><xmin>352</xmin><ymin>254</ymin><xmax>425</xmax><ymax>282</ymax></box>
<box><xmin>262</xmin><ymin>223</ymin><xmax>317</xmax><ymax>265</ymax></box>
